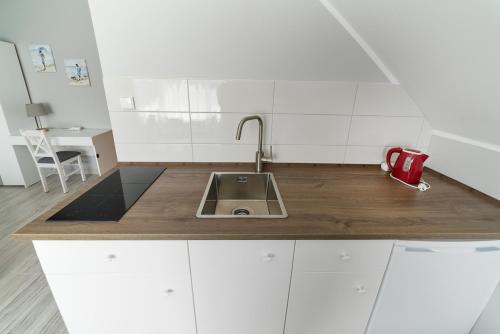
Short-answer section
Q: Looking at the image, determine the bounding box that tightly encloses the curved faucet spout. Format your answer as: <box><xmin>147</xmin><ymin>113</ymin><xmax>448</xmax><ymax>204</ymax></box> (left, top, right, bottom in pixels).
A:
<box><xmin>236</xmin><ymin>115</ymin><xmax>263</xmax><ymax>143</ymax></box>
<box><xmin>235</xmin><ymin>115</ymin><xmax>267</xmax><ymax>173</ymax></box>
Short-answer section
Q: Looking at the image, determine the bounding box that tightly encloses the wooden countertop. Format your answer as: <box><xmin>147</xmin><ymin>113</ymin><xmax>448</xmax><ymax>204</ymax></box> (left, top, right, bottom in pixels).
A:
<box><xmin>13</xmin><ymin>164</ymin><xmax>500</xmax><ymax>240</ymax></box>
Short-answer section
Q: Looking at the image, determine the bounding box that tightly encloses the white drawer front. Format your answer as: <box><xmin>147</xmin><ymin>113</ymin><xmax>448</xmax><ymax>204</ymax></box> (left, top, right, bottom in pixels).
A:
<box><xmin>286</xmin><ymin>272</ymin><xmax>383</xmax><ymax>334</ymax></box>
<box><xmin>34</xmin><ymin>240</ymin><xmax>188</xmax><ymax>275</ymax></box>
<box><xmin>294</xmin><ymin>240</ymin><xmax>393</xmax><ymax>273</ymax></box>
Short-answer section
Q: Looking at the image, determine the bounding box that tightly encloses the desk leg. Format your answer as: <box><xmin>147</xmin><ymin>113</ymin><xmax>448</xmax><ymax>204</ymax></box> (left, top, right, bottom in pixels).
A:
<box><xmin>92</xmin><ymin>131</ymin><xmax>118</xmax><ymax>176</ymax></box>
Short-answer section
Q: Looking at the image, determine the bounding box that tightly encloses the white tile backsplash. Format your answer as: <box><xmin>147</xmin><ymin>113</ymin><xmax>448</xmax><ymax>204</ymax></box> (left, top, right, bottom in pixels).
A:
<box><xmin>272</xmin><ymin>114</ymin><xmax>350</xmax><ymax>145</ymax></box>
<box><xmin>273</xmin><ymin>145</ymin><xmax>345</xmax><ymax>163</ymax></box>
<box><xmin>104</xmin><ymin>78</ymin><xmax>430</xmax><ymax>163</ymax></box>
<box><xmin>191</xmin><ymin>113</ymin><xmax>272</xmax><ymax>144</ymax></box>
<box><xmin>274</xmin><ymin>81</ymin><xmax>357</xmax><ymax>115</ymax></box>
<box><xmin>417</xmin><ymin>119</ymin><xmax>432</xmax><ymax>148</ymax></box>
<box><xmin>104</xmin><ymin>77</ymin><xmax>189</xmax><ymax>111</ymax></box>
<box><xmin>354</xmin><ymin>83</ymin><xmax>421</xmax><ymax>116</ymax></box>
<box><xmin>189</xmin><ymin>80</ymin><xmax>274</xmax><ymax>113</ymax></box>
<box><xmin>116</xmin><ymin>143</ymin><xmax>193</xmax><ymax>162</ymax></box>
<box><xmin>110</xmin><ymin>111</ymin><xmax>191</xmax><ymax>143</ymax></box>
<box><xmin>348</xmin><ymin>116</ymin><xmax>423</xmax><ymax>147</ymax></box>
<box><xmin>193</xmin><ymin>144</ymin><xmax>271</xmax><ymax>162</ymax></box>
<box><xmin>344</xmin><ymin>146</ymin><xmax>388</xmax><ymax>164</ymax></box>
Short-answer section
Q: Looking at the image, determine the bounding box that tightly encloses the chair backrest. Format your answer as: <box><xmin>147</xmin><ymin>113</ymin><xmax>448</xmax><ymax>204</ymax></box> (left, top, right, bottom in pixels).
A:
<box><xmin>19</xmin><ymin>129</ymin><xmax>60</xmax><ymax>165</ymax></box>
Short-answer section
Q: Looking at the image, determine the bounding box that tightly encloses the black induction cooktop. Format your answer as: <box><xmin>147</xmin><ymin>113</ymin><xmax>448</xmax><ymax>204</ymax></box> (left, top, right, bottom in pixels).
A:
<box><xmin>48</xmin><ymin>167</ymin><xmax>166</xmax><ymax>222</ymax></box>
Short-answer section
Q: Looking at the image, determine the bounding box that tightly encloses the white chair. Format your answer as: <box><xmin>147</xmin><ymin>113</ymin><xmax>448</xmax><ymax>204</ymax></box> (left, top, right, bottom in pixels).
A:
<box><xmin>20</xmin><ymin>129</ymin><xmax>86</xmax><ymax>193</ymax></box>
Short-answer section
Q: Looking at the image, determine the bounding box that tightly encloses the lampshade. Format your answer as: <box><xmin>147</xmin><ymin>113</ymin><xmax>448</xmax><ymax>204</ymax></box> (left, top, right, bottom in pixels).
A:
<box><xmin>25</xmin><ymin>103</ymin><xmax>48</xmax><ymax>117</ymax></box>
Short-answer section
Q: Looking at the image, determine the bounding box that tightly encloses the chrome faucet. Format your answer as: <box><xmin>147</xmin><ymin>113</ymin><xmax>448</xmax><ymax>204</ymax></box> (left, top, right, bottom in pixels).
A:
<box><xmin>235</xmin><ymin>115</ymin><xmax>271</xmax><ymax>173</ymax></box>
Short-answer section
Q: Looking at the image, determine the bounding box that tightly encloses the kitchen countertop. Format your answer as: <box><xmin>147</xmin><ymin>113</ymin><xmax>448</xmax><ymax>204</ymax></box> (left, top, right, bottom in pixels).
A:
<box><xmin>13</xmin><ymin>164</ymin><xmax>500</xmax><ymax>240</ymax></box>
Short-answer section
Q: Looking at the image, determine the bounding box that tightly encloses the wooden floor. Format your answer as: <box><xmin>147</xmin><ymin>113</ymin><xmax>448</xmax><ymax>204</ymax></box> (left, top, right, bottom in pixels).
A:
<box><xmin>0</xmin><ymin>175</ymin><xmax>93</xmax><ymax>334</ymax></box>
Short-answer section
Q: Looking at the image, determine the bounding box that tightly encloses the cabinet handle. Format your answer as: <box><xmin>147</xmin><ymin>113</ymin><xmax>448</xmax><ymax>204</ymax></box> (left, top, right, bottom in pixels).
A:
<box><xmin>164</xmin><ymin>289</ymin><xmax>175</xmax><ymax>296</ymax></box>
<box><xmin>339</xmin><ymin>252</ymin><xmax>351</xmax><ymax>261</ymax></box>
<box><xmin>356</xmin><ymin>285</ymin><xmax>367</xmax><ymax>294</ymax></box>
<box><xmin>105</xmin><ymin>254</ymin><xmax>117</xmax><ymax>262</ymax></box>
<box><xmin>262</xmin><ymin>253</ymin><xmax>275</xmax><ymax>262</ymax></box>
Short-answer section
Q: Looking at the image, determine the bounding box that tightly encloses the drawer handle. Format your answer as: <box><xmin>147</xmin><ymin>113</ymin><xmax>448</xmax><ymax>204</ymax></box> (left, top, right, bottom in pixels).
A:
<box><xmin>164</xmin><ymin>289</ymin><xmax>175</xmax><ymax>296</ymax></box>
<box><xmin>339</xmin><ymin>252</ymin><xmax>351</xmax><ymax>261</ymax></box>
<box><xmin>262</xmin><ymin>253</ymin><xmax>275</xmax><ymax>262</ymax></box>
<box><xmin>105</xmin><ymin>254</ymin><xmax>117</xmax><ymax>262</ymax></box>
<box><xmin>356</xmin><ymin>285</ymin><xmax>367</xmax><ymax>294</ymax></box>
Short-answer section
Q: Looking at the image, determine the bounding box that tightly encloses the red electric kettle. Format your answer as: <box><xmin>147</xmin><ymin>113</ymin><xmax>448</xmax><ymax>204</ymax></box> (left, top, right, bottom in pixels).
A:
<box><xmin>386</xmin><ymin>147</ymin><xmax>429</xmax><ymax>186</ymax></box>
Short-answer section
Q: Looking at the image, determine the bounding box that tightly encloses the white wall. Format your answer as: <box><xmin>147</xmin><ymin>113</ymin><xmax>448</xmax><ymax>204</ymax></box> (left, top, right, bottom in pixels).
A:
<box><xmin>326</xmin><ymin>0</ymin><xmax>500</xmax><ymax>199</ymax></box>
<box><xmin>87</xmin><ymin>0</ymin><xmax>386</xmax><ymax>81</ymax></box>
<box><xmin>0</xmin><ymin>0</ymin><xmax>110</xmax><ymax>129</ymax></box>
<box><xmin>87</xmin><ymin>0</ymin><xmax>430</xmax><ymax>165</ymax></box>
<box><xmin>328</xmin><ymin>0</ymin><xmax>500</xmax><ymax>145</ymax></box>
<box><xmin>428</xmin><ymin>133</ymin><xmax>500</xmax><ymax>199</ymax></box>
<box><xmin>0</xmin><ymin>41</ymin><xmax>38</xmax><ymax>185</ymax></box>
<box><xmin>105</xmin><ymin>79</ymin><xmax>429</xmax><ymax>164</ymax></box>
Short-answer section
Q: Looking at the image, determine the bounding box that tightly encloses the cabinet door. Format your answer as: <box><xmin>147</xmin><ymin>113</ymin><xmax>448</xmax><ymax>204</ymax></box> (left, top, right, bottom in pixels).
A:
<box><xmin>285</xmin><ymin>240</ymin><xmax>393</xmax><ymax>334</ymax></box>
<box><xmin>285</xmin><ymin>272</ymin><xmax>382</xmax><ymax>334</ymax></box>
<box><xmin>36</xmin><ymin>240</ymin><xmax>196</xmax><ymax>334</ymax></box>
<box><xmin>189</xmin><ymin>240</ymin><xmax>294</xmax><ymax>334</ymax></box>
<box><xmin>368</xmin><ymin>241</ymin><xmax>500</xmax><ymax>334</ymax></box>
<box><xmin>46</xmin><ymin>273</ymin><xmax>196</xmax><ymax>334</ymax></box>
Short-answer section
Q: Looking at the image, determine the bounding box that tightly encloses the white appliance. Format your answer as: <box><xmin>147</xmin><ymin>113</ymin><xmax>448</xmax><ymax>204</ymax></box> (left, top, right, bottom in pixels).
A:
<box><xmin>367</xmin><ymin>240</ymin><xmax>500</xmax><ymax>334</ymax></box>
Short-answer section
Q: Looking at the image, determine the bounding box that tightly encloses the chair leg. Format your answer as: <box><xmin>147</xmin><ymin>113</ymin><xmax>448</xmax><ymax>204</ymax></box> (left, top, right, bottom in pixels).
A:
<box><xmin>77</xmin><ymin>155</ymin><xmax>86</xmax><ymax>181</ymax></box>
<box><xmin>56</xmin><ymin>165</ymin><xmax>68</xmax><ymax>193</ymax></box>
<box><xmin>37</xmin><ymin>167</ymin><xmax>48</xmax><ymax>193</ymax></box>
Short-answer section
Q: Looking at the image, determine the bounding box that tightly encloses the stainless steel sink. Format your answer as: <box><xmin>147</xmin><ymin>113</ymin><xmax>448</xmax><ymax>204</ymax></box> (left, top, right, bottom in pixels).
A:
<box><xmin>196</xmin><ymin>172</ymin><xmax>287</xmax><ymax>218</ymax></box>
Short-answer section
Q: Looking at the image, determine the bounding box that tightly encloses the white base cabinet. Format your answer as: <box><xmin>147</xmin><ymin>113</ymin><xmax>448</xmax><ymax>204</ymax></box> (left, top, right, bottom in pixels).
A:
<box><xmin>33</xmin><ymin>239</ymin><xmax>500</xmax><ymax>334</ymax></box>
<box><xmin>34</xmin><ymin>241</ymin><xmax>197</xmax><ymax>334</ymax></box>
<box><xmin>367</xmin><ymin>241</ymin><xmax>500</xmax><ymax>334</ymax></box>
<box><xmin>189</xmin><ymin>240</ymin><xmax>294</xmax><ymax>334</ymax></box>
<box><xmin>471</xmin><ymin>283</ymin><xmax>500</xmax><ymax>334</ymax></box>
<box><xmin>285</xmin><ymin>240</ymin><xmax>394</xmax><ymax>334</ymax></box>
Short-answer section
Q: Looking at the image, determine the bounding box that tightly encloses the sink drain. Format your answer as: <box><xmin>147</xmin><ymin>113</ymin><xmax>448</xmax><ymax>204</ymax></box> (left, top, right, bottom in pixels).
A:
<box><xmin>232</xmin><ymin>208</ymin><xmax>251</xmax><ymax>216</ymax></box>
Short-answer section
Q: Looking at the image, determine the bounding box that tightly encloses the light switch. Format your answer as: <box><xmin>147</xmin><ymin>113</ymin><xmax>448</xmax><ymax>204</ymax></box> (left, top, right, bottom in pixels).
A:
<box><xmin>119</xmin><ymin>97</ymin><xmax>135</xmax><ymax>110</ymax></box>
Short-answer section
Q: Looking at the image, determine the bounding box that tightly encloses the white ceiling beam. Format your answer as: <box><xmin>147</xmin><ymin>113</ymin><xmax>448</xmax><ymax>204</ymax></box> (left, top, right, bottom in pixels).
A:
<box><xmin>319</xmin><ymin>0</ymin><xmax>400</xmax><ymax>84</ymax></box>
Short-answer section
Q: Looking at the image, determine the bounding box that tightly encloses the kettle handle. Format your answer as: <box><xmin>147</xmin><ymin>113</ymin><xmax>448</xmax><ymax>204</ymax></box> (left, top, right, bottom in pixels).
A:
<box><xmin>386</xmin><ymin>147</ymin><xmax>403</xmax><ymax>171</ymax></box>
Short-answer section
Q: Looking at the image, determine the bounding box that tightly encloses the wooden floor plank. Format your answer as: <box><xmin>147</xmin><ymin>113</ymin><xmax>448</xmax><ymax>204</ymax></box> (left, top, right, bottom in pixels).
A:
<box><xmin>0</xmin><ymin>175</ymin><xmax>93</xmax><ymax>334</ymax></box>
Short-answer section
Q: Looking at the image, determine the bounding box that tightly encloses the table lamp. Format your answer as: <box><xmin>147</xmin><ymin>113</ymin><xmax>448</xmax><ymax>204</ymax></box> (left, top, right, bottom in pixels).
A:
<box><xmin>26</xmin><ymin>103</ymin><xmax>49</xmax><ymax>131</ymax></box>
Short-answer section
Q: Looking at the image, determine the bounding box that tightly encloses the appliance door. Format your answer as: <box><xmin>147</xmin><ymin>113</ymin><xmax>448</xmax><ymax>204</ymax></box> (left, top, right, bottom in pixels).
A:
<box><xmin>367</xmin><ymin>241</ymin><xmax>500</xmax><ymax>334</ymax></box>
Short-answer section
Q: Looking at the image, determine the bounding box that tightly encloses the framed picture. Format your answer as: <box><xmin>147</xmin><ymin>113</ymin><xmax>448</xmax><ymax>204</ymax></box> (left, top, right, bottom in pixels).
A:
<box><xmin>64</xmin><ymin>59</ymin><xmax>90</xmax><ymax>86</ymax></box>
<box><xmin>29</xmin><ymin>44</ymin><xmax>56</xmax><ymax>72</ymax></box>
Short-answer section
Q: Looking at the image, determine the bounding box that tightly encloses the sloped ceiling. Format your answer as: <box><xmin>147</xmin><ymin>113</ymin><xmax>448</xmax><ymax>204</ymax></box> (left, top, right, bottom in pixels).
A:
<box><xmin>327</xmin><ymin>0</ymin><xmax>500</xmax><ymax>145</ymax></box>
<box><xmin>88</xmin><ymin>0</ymin><xmax>386</xmax><ymax>81</ymax></box>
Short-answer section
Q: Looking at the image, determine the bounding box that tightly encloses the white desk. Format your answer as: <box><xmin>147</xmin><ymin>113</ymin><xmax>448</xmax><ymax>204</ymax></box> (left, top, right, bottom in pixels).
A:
<box><xmin>7</xmin><ymin>128</ymin><xmax>117</xmax><ymax>187</ymax></box>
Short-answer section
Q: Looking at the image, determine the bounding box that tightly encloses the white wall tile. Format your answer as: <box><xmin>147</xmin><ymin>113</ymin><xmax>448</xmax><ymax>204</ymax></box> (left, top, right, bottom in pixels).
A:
<box><xmin>191</xmin><ymin>113</ymin><xmax>272</xmax><ymax>144</ymax></box>
<box><xmin>416</xmin><ymin>119</ymin><xmax>432</xmax><ymax>147</ymax></box>
<box><xmin>272</xmin><ymin>114</ymin><xmax>350</xmax><ymax>145</ymax></box>
<box><xmin>348</xmin><ymin>116</ymin><xmax>423</xmax><ymax>147</ymax></box>
<box><xmin>193</xmin><ymin>144</ymin><xmax>271</xmax><ymax>163</ymax></box>
<box><xmin>115</xmin><ymin>143</ymin><xmax>193</xmax><ymax>162</ymax></box>
<box><xmin>344</xmin><ymin>146</ymin><xmax>388</xmax><ymax>164</ymax></box>
<box><xmin>354</xmin><ymin>83</ymin><xmax>421</xmax><ymax>116</ymax></box>
<box><xmin>189</xmin><ymin>80</ymin><xmax>274</xmax><ymax>113</ymax></box>
<box><xmin>104</xmin><ymin>77</ymin><xmax>189</xmax><ymax>111</ymax></box>
<box><xmin>274</xmin><ymin>81</ymin><xmax>357</xmax><ymax>115</ymax></box>
<box><xmin>109</xmin><ymin>112</ymin><xmax>191</xmax><ymax>143</ymax></box>
<box><xmin>104</xmin><ymin>77</ymin><xmax>432</xmax><ymax>165</ymax></box>
<box><xmin>344</xmin><ymin>146</ymin><xmax>420</xmax><ymax>164</ymax></box>
<box><xmin>273</xmin><ymin>145</ymin><xmax>345</xmax><ymax>163</ymax></box>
